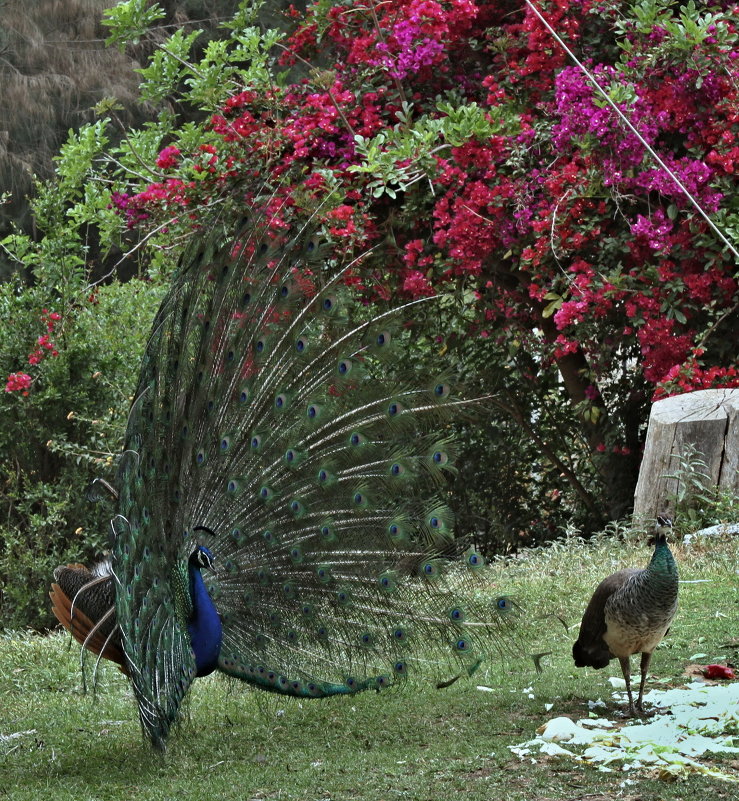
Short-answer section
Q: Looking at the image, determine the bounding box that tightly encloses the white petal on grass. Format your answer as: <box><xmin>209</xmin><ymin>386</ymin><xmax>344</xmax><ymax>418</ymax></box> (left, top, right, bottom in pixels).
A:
<box><xmin>509</xmin><ymin>682</ymin><xmax>739</xmax><ymax>783</ymax></box>
<box><xmin>0</xmin><ymin>729</ymin><xmax>36</xmax><ymax>742</ymax></box>
<box><xmin>579</xmin><ymin>717</ymin><xmax>613</xmax><ymax>730</ymax></box>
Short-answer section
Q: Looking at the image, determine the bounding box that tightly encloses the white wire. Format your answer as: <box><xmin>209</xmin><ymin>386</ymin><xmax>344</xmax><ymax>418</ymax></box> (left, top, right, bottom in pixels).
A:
<box><xmin>524</xmin><ymin>0</ymin><xmax>739</xmax><ymax>262</ymax></box>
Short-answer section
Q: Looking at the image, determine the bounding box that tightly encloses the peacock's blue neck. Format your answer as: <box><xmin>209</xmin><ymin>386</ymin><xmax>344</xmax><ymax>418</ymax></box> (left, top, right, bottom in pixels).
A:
<box><xmin>187</xmin><ymin>561</ymin><xmax>223</xmax><ymax>677</ymax></box>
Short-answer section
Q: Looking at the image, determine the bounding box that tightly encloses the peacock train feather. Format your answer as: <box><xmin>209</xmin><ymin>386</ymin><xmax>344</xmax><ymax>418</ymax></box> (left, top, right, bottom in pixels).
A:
<box><xmin>52</xmin><ymin>200</ymin><xmax>516</xmax><ymax>749</ymax></box>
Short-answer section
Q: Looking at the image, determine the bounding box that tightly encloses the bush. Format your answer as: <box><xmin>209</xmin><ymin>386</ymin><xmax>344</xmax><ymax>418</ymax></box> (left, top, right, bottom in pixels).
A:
<box><xmin>0</xmin><ymin>279</ymin><xmax>164</xmax><ymax>629</ymax></box>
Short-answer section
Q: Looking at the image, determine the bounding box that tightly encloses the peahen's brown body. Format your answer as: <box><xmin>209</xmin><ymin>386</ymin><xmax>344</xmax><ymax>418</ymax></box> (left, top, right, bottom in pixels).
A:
<box><xmin>572</xmin><ymin>518</ymin><xmax>678</xmax><ymax>715</ymax></box>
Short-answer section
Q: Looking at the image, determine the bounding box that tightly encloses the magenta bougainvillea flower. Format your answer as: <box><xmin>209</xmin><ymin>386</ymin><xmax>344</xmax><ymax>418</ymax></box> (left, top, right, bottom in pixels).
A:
<box><xmin>109</xmin><ymin>0</ymin><xmax>739</xmax><ymax>440</ymax></box>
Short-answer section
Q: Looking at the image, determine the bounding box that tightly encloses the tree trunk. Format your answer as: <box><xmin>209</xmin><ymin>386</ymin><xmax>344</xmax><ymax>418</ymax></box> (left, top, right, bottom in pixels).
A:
<box><xmin>633</xmin><ymin>388</ymin><xmax>739</xmax><ymax>525</ymax></box>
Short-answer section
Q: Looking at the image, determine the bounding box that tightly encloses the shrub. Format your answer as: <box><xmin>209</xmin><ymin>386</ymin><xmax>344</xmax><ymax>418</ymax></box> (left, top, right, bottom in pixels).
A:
<box><xmin>0</xmin><ymin>279</ymin><xmax>164</xmax><ymax>629</ymax></box>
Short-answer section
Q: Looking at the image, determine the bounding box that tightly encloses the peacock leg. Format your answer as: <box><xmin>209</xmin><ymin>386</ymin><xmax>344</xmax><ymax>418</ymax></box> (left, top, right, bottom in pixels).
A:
<box><xmin>636</xmin><ymin>651</ymin><xmax>653</xmax><ymax>715</ymax></box>
<box><xmin>618</xmin><ymin>656</ymin><xmax>635</xmax><ymax>715</ymax></box>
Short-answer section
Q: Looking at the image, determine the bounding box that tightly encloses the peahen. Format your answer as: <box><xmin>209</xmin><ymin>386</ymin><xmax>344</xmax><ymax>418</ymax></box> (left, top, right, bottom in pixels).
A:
<box><xmin>572</xmin><ymin>517</ymin><xmax>678</xmax><ymax>715</ymax></box>
<box><xmin>51</xmin><ymin>204</ymin><xmax>515</xmax><ymax>748</ymax></box>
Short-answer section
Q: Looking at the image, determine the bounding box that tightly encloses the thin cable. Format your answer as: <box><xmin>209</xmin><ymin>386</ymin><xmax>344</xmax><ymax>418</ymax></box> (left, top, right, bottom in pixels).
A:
<box><xmin>524</xmin><ymin>0</ymin><xmax>739</xmax><ymax>262</ymax></box>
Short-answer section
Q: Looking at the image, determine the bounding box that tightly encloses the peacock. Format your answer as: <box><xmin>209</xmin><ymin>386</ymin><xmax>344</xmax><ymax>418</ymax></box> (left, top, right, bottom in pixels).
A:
<box><xmin>50</xmin><ymin>202</ymin><xmax>516</xmax><ymax>748</ymax></box>
<box><xmin>572</xmin><ymin>517</ymin><xmax>678</xmax><ymax>716</ymax></box>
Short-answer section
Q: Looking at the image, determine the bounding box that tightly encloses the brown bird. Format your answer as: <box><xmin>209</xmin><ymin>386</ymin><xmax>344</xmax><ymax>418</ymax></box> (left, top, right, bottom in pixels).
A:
<box><xmin>572</xmin><ymin>518</ymin><xmax>678</xmax><ymax>715</ymax></box>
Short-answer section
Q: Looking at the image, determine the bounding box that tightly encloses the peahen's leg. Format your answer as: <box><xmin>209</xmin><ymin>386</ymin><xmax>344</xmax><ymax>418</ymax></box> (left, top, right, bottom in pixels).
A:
<box><xmin>636</xmin><ymin>651</ymin><xmax>653</xmax><ymax>714</ymax></box>
<box><xmin>618</xmin><ymin>656</ymin><xmax>635</xmax><ymax>715</ymax></box>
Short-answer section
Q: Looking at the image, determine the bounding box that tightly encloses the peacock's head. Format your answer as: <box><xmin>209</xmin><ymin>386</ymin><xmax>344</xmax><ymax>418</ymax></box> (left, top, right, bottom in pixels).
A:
<box><xmin>189</xmin><ymin>544</ymin><xmax>215</xmax><ymax>570</ymax></box>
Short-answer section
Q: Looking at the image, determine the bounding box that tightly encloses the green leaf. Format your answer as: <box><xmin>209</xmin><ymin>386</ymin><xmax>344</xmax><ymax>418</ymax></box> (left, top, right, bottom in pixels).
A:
<box><xmin>101</xmin><ymin>0</ymin><xmax>166</xmax><ymax>50</ymax></box>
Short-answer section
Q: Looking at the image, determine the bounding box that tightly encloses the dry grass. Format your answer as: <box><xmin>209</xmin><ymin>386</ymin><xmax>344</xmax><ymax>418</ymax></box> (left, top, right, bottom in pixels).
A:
<box><xmin>0</xmin><ymin>2</ymin><xmax>142</xmax><ymax>224</ymax></box>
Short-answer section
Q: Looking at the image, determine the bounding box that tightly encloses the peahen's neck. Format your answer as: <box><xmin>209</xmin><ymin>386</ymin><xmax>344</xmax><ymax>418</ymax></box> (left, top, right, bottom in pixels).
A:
<box><xmin>187</xmin><ymin>559</ymin><xmax>223</xmax><ymax>677</ymax></box>
<box><xmin>645</xmin><ymin>536</ymin><xmax>679</xmax><ymax>595</ymax></box>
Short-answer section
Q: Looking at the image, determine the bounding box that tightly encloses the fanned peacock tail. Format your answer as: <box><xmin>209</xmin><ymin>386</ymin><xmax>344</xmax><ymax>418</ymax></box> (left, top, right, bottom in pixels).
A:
<box><xmin>79</xmin><ymin>198</ymin><xmax>517</xmax><ymax>748</ymax></box>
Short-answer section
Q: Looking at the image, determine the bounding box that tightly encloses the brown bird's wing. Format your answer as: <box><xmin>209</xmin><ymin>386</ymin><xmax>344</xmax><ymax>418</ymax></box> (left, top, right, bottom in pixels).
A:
<box><xmin>49</xmin><ymin>565</ymin><xmax>128</xmax><ymax>674</ymax></box>
<box><xmin>572</xmin><ymin>568</ymin><xmax>639</xmax><ymax>669</ymax></box>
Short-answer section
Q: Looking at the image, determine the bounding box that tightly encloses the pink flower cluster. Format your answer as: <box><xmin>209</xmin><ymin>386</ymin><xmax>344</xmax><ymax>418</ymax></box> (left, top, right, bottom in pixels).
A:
<box><xmin>5</xmin><ymin>309</ymin><xmax>62</xmax><ymax>395</ymax></box>
<box><xmin>111</xmin><ymin>0</ymin><xmax>739</xmax><ymax>414</ymax></box>
<box><xmin>5</xmin><ymin>372</ymin><xmax>32</xmax><ymax>395</ymax></box>
<box><xmin>28</xmin><ymin>309</ymin><xmax>61</xmax><ymax>364</ymax></box>
<box><xmin>156</xmin><ymin>145</ymin><xmax>181</xmax><ymax>170</ymax></box>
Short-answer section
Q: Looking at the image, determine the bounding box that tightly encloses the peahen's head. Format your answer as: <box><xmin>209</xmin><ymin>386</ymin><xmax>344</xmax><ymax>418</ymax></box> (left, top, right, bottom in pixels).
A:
<box><xmin>189</xmin><ymin>545</ymin><xmax>215</xmax><ymax>570</ymax></box>
<box><xmin>651</xmin><ymin>516</ymin><xmax>673</xmax><ymax>546</ymax></box>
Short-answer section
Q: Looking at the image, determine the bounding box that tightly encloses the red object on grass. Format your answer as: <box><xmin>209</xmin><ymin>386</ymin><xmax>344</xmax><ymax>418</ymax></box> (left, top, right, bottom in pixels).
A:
<box><xmin>704</xmin><ymin>664</ymin><xmax>736</xmax><ymax>680</ymax></box>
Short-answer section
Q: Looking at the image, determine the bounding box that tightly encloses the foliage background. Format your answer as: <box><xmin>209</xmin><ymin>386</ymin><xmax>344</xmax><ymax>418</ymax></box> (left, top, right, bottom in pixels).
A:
<box><xmin>1</xmin><ymin>0</ymin><xmax>737</xmax><ymax>629</ymax></box>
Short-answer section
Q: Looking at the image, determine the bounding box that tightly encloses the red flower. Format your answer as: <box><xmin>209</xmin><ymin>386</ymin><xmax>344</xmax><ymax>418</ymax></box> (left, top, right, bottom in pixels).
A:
<box><xmin>156</xmin><ymin>146</ymin><xmax>181</xmax><ymax>170</ymax></box>
<box><xmin>402</xmin><ymin>270</ymin><xmax>435</xmax><ymax>298</ymax></box>
<box><xmin>5</xmin><ymin>372</ymin><xmax>32</xmax><ymax>394</ymax></box>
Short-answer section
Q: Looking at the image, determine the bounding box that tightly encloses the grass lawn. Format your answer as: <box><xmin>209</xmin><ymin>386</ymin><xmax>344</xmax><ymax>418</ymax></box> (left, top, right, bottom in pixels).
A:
<box><xmin>1</xmin><ymin>531</ymin><xmax>737</xmax><ymax>800</ymax></box>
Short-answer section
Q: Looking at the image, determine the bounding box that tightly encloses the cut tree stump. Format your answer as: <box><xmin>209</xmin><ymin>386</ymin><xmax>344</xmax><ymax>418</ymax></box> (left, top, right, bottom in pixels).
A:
<box><xmin>633</xmin><ymin>388</ymin><xmax>739</xmax><ymax>525</ymax></box>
